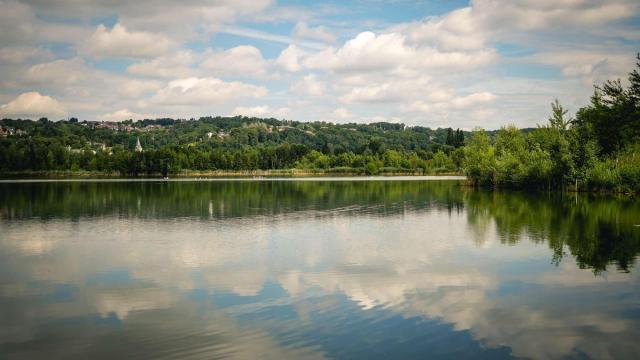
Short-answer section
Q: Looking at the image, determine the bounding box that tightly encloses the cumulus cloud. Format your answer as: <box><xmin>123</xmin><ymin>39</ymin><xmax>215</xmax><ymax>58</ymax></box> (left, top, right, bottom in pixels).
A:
<box><xmin>303</xmin><ymin>31</ymin><xmax>497</xmax><ymax>74</ymax></box>
<box><xmin>393</xmin><ymin>0</ymin><xmax>638</xmax><ymax>54</ymax></box>
<box><xmin>338</xmin><ymin>76</ymin><xmax>445</xmax><ymax>104</ymax></box>
<box><xmin>82</xmin><ymin>23</ymin><xmax>174</xmax><ymax>58</ymax></box>
<box><xmin>304</xmin><ymin>32</ymin><xmax>409</xmax><ymax>73</ymax></box>
<box><xmin>149</xmin><ymin>77</ymin><xmax>267</xmax><ymax>106</ymax></box>
<box><xmin>275</xmin><ymin>44</ymin><xmax>306</xmax><ymax>72</ymax></box>
<box><xmin>292</xmin><ymin>22</ymin><xmax>336</xmax><ymax>43</ymax></box>
<box><xmin>471</xmin><ymin>0</ymin><xmax>638</xmax><ymax>32</ymax></box>
<box><xmin>14</xmin><ymin>58</ymin><xmax>143</xmax><ymax>117</ymax></box>
<box><xmin>128</xmin><ymin>51</ymin><xmax>198</xmax><ymax>78</ymax></box>
<box><xmin>405</xmin><ymin>91</ymin><xmax>497</xmax><ymax>113</ymax></box>
<box><xmin>331</xmin><ymin>107</ymin><xmax>353</xmax><ymax>119</ymax></box>
<box><xmin>21</xmin><ymin>57</ymin><xmax>119</xmax><ymax>101</ymax></box>
<box><xmin>339</xmin><ymin>83</ymin><xmax>397</xmax><ymax>104</ymax></box>
<box><xmin>0</xmin><ymin>91</ymin><xmax>67</xmax><ymax>119</ymax></box>
<box><xmin>450</xmin><ymin>91</ymin><xmax>497</xmax><ymax>108</ymax></box>
<box><xmin>393</xmin><ymin>7</ymin><xmax>486</xmax><ymax>51</ymax></box>
<box><xmin>201</xmin><ymin>46</ymin><xmax>268</xmax><ymax>77</ymax></box>
<box><xmin>529</xmin><ymin>50</ymin><xmax>633</xmax><ymax>86</ymax></box>
<box><xmin>118</xmin><ymin>79</ymin><xmax>162</xmax><ymax>98</ymax></box>
<box><xmin>232</xmin><ymin>105</ymin><xmax>290</xmax><ymax>118</ymax></box>
<box><xmin>97</xmin><ymin>109</ymin><xmax>154</xmax><ymax>122</ymax></box>
<box><xmin>26</xmin><ymin>57</ymin><xmax>98</xmax><ymax>85</ymax></box>
<box><xmin>290</xmin><ymin>74</ymin><xmax>325</xmax><ymax>96</ymax></box>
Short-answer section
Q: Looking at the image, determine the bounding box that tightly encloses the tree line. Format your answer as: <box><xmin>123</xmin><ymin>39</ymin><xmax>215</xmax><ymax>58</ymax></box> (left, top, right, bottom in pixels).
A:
<box><xmin>0</xmin><ymin>116</ymin><xmax>469</xmax><ymax>176</ymax></box>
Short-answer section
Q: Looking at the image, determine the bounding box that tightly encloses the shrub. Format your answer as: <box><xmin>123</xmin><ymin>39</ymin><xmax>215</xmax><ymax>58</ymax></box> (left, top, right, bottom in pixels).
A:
<box><xmin>586</xmin><ymin>160</ymin><xmax>620</xmax><ymax>191</ymax></box>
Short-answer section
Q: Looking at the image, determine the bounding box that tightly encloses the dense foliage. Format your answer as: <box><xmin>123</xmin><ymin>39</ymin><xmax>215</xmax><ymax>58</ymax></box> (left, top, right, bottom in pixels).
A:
<box><xmin>463</xmin><ymin>55</ymin><xmax>640</xmax><ymax>193</ymax></box>
<box><xmin>0</xmin><ymin>116</ymin><xmax>470</xmax><ymax>176</ymax></box>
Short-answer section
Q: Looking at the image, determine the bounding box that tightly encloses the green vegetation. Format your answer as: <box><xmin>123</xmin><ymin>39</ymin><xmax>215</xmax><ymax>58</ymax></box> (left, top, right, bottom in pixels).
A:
<box><xmin>463</xmin><ymin>55</ymin><xmax>640</xmax><ymax>193</ymax></box>
<box><xmin>1</xmin><ymin>55</ymin><xmax>638</xmax><ymax>192</ymax></box>
<box><xmin>0</xmin><ymin>116</ymin><xmax>469</xmax><ymax>177</ymax></box>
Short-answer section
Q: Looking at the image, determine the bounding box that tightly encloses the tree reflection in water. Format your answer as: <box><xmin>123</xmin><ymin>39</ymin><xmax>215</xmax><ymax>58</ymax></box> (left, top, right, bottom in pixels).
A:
<box><xmin>2</xmin><ymin>180</ymin><xmax>636</xmax><ymax>273</ymax></box>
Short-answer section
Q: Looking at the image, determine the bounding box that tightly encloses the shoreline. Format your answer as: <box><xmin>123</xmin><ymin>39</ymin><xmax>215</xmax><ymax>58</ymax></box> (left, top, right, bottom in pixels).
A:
<box><xmin>0</xmin><ymin>175</ymin><xmax>634</xmax><ymax>195</ymax></box>
<box><xmin>0</xmin><ymin>176</ymin><xmax>468</xmax><ymax>183</ymax></box>
<box><xmin>0</xmin><ymin>169</ymin><xmax>464</xmax><ymax>180</ymax></box>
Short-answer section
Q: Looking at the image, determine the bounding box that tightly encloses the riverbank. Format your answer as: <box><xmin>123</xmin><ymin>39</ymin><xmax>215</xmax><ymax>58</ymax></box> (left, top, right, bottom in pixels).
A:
<box><xmin>0</xmin><ymin>169</ymin><xmax>464</xmax><ymax>179</ymax></box>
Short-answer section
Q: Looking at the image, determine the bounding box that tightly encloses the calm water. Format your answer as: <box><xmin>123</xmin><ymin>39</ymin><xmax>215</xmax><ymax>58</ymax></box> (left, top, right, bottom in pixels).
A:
<box><xmin>0</xmin><ymin>179</ymin><xmax>639</xmax><ymax>359</ymax></box>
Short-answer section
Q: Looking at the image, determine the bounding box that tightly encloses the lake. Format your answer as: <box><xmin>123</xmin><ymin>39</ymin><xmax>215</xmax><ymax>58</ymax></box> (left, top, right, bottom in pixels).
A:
<box><xmin>0</xmin><ymin>179</ymin><xmax>639</xmax><ymax>359</ymax></box>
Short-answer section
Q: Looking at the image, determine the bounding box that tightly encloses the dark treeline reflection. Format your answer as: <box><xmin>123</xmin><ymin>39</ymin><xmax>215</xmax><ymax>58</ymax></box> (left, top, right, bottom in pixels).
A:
<box><xmin>1</xmin><ymin>180</ymin><xmax>638</xmax><ymax>273</ymax></box>
<box><xmin>466</xmin><ymin>190</ymin><xmax>640</xmax><ymax>273</ymax></box>
<box><xmin>0</xmin><ymin>180</ymin><xmax>465</xmax><ymax>220</ymax></box>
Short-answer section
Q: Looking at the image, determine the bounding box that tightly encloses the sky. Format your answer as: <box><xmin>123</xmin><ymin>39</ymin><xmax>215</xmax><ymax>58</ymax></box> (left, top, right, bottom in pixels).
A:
<box><xmin>0</xmin><ymin>0</ymin><xmax>639</xmax><ymax>129</ymax></box>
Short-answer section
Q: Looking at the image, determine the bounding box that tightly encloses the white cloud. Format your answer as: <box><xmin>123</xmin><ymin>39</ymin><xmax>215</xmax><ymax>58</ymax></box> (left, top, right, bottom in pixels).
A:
<box><xmin>97</xmin><ymin>109</ymin><xmax>154</xmax><ymax>122</ymax></box>
<box><xmin>127</xmin><ymin>51</ymin><xmax>198</xmax><ymax>78</ymax></box>
<box><xmin>304</xmin><ymin>32</ymin><xmax>409</xmax><ymax>73</ymax></box>
<box><xmin>472</xmin><ymin>0</ymin><xmax>638</xmax><ymax>32</ymax></box>
<box><xmin>338</xmin><ymin>76</ymin><xmax>442</xmax><ymax>104</ymax></box>
<box><xmin>232</xmin><ymin>105</ymin><xmax>290</xmax><ymax>118</ymax></box>
<box><xmin>450</xmin><ymin>91</ymin><xmax>497</xmax><ymax>108</ymax></box>
<box><xmin>248</xmin><ymin>5</ymin><xmax>314</xmax><ymax>23</ymax></box>
<box><xmin>0</xmin><ymin>47</ymin><xmax>53</xmax><ymax>64</ymax></box>
<box><xmin>12</xmin><ymin>58</ymin><xmax>149</xmax><ymax>117</ymax></box>
<box><xmin>149</xmin><ymin>77</ymin><xmax>267</xmax><ymax>106</ymax></box>
<box><xmin>275</xmin><ymin>45</ymin><xmax>306</xmax><ymax>72</ymax></box>
<box><xmin>339</xmin><ymin>82</ymin><xmax>396</xmax><ymax>104</ymax></box>
<box><xmin>118</xmin><ymin>80</ymin><xmax>162</xmax><ymax>98</ymax></box>
<box><xmin>0</xmin><ymin>0</ymin><xmax>36</xmax><ymax>45</ymax></box>
<box><xmin>0</xmin><ymin>91</ymin><xmax>67</xmax><ymax>119</ymax></box>
<box><xmin>393</xmin><ymin>7</ymin><xmax>486</xmax><ymax>51</ymax></box>
<box><xmin>201</xmin><ymin>46</ymin><xmax>268</xmax><ymax>77</ymax></box>
<box><xmin>292</xmin><ymin>22</ymin><xmax>336</xmax><ymax>43</ymax></box>
<box><xmin>303</xmin><ymin>31</ymin><xmax>497</xmax><ymax>74</ymax></box>
<box><xmin>405</xmin><ymin>91</ymin><xmax>497</xmax><ymax>113</ymax></box>
<box><xmin>38</xmin><ymin>23</ymin><xmax>90</xmax><ymax>44</ymax></box>
<box><xmin>82</xmin><ymin>23</ymin><xmax>174</xmax><ymax>58</ymax></box>
<box><xmin>528</xmin><ymin>50</ymin><xmax>634</xmax><ymax>86</ymax></box>
<box><xmin>22</xmin><ymin>58</ymin><xmax>119</xmax><ymax>102</ymax></box>
<box><xmin>26</xmin><ymin>57</ymin><xmax>97</xmax><ymax>85</ymax></box>
<box><xmin>562</xmin><ymin>63</ymin><xmax>597</xmax><ymax>78</ymax></box>
<box><xmin>24</xmin><ymin>1</ymin><xmax>273</xmax><ymax>40</ymax></box>
<box><xmin>220</xmin><ymin>26</ymin><xmax>325</xmax><ymax>50</ymax></box>
<box><xmin>387</xmin><ymin>0</ymin><xmax>636</xmax><ymax>56</ymax></box>
<box><xmin>290</xmin><ymin>74</ymin><xmax>325</xmax><ymax>96</ymax></box>
<box><xmin>331</xmin><ymin>107</ymin><xmax>353</xmax><ymax>119</ymax></box>
<box><xmin>127</xmin><ymin>1</ymin><xmax>274</xmax><ymax>35</ymax></box>
<box><xmin>392</xmin><ymin>1</ymin><xmax>638</xmax><ymax>55</ymax></box>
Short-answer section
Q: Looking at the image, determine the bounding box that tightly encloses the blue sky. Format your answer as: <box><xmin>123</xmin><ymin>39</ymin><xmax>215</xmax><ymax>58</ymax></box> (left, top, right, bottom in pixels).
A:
<box><xmin>0</xmin><ymin>0</ymin><xmax>639</xmax><ymax>129</ymax></box>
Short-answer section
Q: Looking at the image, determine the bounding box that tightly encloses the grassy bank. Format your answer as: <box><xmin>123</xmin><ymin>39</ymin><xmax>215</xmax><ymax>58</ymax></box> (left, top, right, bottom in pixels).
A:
<box><xmin>0</xmin><ymin>168</ymin><xmax>463</xmax><ymax>179</ymax></box>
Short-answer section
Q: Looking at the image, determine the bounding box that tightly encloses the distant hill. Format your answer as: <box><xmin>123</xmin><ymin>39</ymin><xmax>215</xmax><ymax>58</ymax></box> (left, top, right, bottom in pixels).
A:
<box><xmin>1</xmin><ymin>116</ymin><xmax>478</xmax><ymax>154</ymax></box>
<box><xmin>0</xmin><ymin>116</ymin><xmax>579</xmax><ymax>178</ymax></box>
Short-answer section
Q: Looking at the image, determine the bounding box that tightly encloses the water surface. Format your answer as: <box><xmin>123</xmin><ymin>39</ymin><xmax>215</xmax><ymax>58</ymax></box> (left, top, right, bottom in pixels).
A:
<box><xmin>0</xmin><ymin>180</ymin><xmax>639</xmax><ymax>359</ymax></box>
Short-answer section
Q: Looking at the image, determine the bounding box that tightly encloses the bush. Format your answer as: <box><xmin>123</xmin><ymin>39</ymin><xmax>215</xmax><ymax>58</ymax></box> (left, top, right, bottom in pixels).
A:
<box><xmin>618</xmin><ymin>147</ymin><xmax>640</xmax><ymax>192</ymax></box>
<box><xmin>586</xmin><ymin>160</ymin><xmax>620</xmax><ymax>191</ymax></box>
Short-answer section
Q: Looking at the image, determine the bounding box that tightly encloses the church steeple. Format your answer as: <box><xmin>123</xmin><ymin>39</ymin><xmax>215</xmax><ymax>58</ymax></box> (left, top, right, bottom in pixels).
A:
<box><xmin>135</xmin><ymin>137</ymin><xmax>143</xmax><ymax>152</ymax></box>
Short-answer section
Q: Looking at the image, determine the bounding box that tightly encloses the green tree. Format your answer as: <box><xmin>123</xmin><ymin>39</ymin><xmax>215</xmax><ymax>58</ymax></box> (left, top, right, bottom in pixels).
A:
<box><xmin>463</xmin><ymin>130</ymin><xmax>496</xmax><ymax>186</ymax></box>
